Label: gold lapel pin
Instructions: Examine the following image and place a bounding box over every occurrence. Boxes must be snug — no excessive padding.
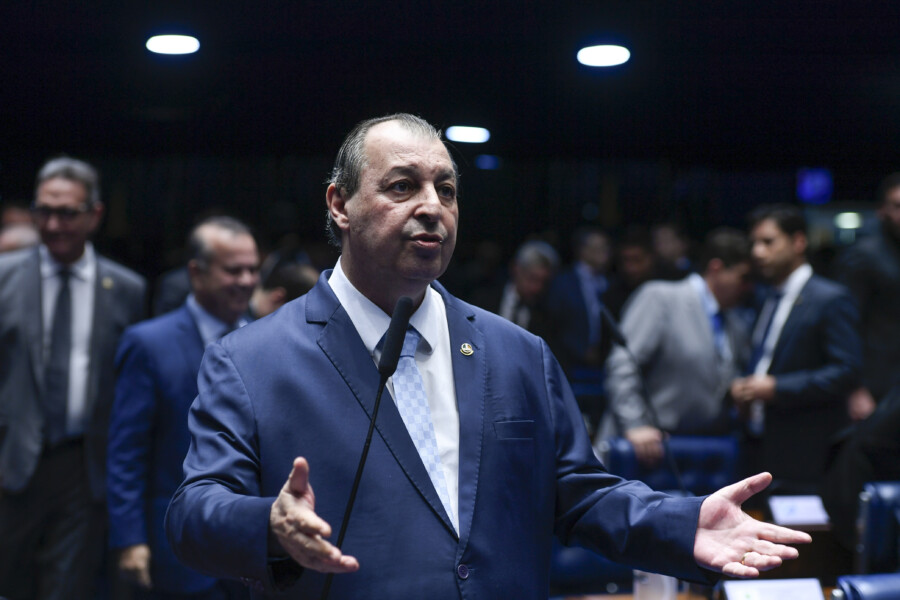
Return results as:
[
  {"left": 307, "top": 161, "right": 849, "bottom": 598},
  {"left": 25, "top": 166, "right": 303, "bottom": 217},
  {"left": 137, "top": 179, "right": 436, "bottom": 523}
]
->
[
  {"left": 102, "top": 276, "right": 114, "bottom": 290},
  {"left": 460, "top": 343, "right": 474, "bottom": 356}
]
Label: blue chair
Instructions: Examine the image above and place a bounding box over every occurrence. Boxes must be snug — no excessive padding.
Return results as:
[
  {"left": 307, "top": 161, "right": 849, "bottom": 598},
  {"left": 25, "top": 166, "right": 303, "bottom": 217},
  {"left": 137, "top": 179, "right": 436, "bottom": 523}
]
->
[
  {"left": 833, "top": 573, "right": 900, "bottom": 599},
  {"left": 856, "top": 481, "right": 900, "bottom": 574},
  {"left": 549, "top": 539, "right": 634, "bottom": 596},
  {"left": 599, "top": 435, "right": 740, "bottom": 496}
]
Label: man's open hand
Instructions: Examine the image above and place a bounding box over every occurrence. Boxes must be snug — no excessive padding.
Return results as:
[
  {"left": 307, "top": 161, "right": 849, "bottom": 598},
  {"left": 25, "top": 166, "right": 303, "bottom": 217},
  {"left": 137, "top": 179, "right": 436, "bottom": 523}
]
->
[{"left": 269, "top": 457, "right": 360, "bottom": 574}]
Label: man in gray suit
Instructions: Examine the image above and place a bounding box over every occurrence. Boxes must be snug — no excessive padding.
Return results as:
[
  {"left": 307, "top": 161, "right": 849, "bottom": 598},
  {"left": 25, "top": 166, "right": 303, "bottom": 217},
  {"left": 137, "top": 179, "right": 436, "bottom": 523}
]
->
[
  {"left": 0, "top": 157, "right": 146, "bottom": 600},
  {"left": 600, "top": 228, "right": 752, "bottom": 465}
]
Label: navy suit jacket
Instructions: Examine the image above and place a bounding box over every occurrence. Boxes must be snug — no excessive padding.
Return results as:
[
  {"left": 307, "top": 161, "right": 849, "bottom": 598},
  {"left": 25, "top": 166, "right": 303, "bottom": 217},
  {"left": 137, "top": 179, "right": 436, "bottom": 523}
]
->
[
  {"left": 166, "top": 273, "right": 712, "bottom": 599},
  {"left": 107, "top": 304, "right": 217, "bottom": 593},
  {"left": 763, "top": 274, "right": 862, "bottom": 485}
]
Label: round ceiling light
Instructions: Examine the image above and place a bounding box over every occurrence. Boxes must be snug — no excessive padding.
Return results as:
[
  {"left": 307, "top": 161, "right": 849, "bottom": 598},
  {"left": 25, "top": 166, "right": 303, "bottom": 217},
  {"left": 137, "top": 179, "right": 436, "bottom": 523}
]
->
[
  {"left": 577, "top": 44, "right": 631, "bottom": 67},
  {"left": 445, "top": 126, "right": 491, "bottom": 143},
  {"left": 146, "top": 35, "right": 200, "bottom": 55}
]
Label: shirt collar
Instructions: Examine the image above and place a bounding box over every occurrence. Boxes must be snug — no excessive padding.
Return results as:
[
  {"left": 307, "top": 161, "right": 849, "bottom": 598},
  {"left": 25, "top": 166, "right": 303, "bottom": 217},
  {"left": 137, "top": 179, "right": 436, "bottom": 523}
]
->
[
  {"left": 186, "top": 294, "right": 243, "bottom": 346},
  {"left": 39, "top": 242, "right": 95, "bottom": 281},
  {"left": 328, "top": 258, "right": 439, "bottom": 357},
  {"left": 689, "top": 272, "right": 721, "bottom": 316},
  {"left": 777, "top": 263, "right": 813, "bottom": 297}
]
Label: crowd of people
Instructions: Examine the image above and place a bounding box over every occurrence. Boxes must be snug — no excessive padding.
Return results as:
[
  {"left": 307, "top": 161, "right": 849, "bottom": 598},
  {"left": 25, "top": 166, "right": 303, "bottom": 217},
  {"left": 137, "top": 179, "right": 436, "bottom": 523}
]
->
[{"left": 0, "top": 115, "right": 895, "bottom": 599}]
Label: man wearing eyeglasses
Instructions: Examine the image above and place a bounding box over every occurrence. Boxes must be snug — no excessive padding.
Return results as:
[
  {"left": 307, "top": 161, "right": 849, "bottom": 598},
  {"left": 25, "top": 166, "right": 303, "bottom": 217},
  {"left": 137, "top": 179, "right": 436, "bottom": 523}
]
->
[{"left": 0, "top": 157, "right": 146, "bottom": 600}]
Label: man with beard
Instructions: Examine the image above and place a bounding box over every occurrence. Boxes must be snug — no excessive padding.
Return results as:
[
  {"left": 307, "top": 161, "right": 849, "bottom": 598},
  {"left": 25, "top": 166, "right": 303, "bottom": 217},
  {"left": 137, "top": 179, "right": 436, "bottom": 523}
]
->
[
  {"left": 834, "top": 174, "right": 900, "bottom": 419},
  {"left": 731, "top": 204, "right": 861, "bottom": 495}
]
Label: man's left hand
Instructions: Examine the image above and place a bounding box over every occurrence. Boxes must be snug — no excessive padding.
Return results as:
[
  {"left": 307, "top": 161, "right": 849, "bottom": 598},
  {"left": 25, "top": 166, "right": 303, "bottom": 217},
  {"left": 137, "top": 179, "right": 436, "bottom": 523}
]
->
[{"left": 694, "top": 472, "right": 811, "bottom": 578}]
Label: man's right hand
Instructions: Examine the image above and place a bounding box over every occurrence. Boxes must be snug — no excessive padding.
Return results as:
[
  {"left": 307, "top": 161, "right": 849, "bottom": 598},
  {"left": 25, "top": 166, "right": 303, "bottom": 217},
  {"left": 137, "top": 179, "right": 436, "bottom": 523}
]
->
[
  {"left": 625, "top": 425, "right": 665, "bottom": 466},
  {"left": 269, "top": 457, "right": 360, "bottom": 574},
  {"left": 118, "top": 543, "right": 152, "bottom": 589}
]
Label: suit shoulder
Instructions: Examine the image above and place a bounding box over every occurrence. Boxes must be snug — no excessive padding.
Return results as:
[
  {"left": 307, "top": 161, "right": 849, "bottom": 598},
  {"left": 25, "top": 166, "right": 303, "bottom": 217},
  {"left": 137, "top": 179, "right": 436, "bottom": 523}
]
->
[
  {"left": 806, "top": 274, "right": 852, "bottom": 301},
  {"left": 448, "top": 294, "right": 544, "bottom": 345},
  {"left": 123, "top": 307, "right": 188, "bottom": 342},
  {"left": 0, "top": 247, "right": 34, "bottom": 273},
  {"left": 97, "top": 255, "right": 147, "bottom": 290}
]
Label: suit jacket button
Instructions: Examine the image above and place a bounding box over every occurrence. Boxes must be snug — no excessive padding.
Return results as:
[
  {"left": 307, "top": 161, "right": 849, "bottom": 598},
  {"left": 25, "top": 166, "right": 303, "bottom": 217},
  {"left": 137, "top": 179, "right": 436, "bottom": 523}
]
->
[{"left": 457, "top": 564, "right": 470, "bottom": 579}]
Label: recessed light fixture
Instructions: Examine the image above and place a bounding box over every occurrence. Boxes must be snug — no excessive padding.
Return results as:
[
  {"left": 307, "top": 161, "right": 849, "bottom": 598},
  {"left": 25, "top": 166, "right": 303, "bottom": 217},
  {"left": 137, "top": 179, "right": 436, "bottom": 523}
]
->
[
  {"left": 146, "top": 35, "right": 200, "bottom": 55},
  {"left": 577, "top": 44, "right": 630, "bottom": 67},
  {"left": 445, "top": 126, "right": 490, "bottom": 144},
  {"left": 834, "top": 212, "right": 863, "bottom": 230}
]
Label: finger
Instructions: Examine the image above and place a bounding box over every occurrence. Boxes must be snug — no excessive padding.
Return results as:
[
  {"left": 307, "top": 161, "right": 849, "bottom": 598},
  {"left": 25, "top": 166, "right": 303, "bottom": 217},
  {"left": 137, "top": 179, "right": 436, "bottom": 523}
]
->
[
  {"left": 756, "top": 523, "right": 812, "bottom": 545},
  {"left": 287, "top": 457, "right": 311, "bottom": 496},
  {"left": 739, "top": 551, "right": 784, "bottom": 572},
  {"left": 721, "top": 472, "right": 773, "bottom": 505},
  {"left": 304, "top": 552, "right": 361, "bottom": 574},
  {"left": 751, "top": 539, "right": 799, "bottom": 560},
  {"left": 721, "top": 561, "right": 759, "bottom": 579}
]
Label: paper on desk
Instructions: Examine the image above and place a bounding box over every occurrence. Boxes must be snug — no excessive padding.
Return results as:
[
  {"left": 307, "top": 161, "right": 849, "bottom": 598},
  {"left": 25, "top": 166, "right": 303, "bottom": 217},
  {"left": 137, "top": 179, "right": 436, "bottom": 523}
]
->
[
  {"left": 722, "top": 578, "right": 825, "bottom": 600},
  {"left": 767, "top": 495, "right": 830, "bottom": 526}
]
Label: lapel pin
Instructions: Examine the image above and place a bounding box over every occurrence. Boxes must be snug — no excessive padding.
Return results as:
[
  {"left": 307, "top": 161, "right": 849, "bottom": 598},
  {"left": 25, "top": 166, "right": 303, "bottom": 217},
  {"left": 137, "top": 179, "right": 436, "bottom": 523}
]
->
[
  {"left": 460, "top": 343, "right": 474, "bottom": 356},
  {"left": 102, "top": 276, "right": 114, "bottom": 290}
]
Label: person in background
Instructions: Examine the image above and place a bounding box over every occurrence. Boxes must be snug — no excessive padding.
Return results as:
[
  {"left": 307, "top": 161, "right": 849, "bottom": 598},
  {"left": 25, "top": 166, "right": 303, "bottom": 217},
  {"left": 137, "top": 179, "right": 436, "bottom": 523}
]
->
[
  {"left": 600, "top": 228, "right": 753, "bottom": 465},
  {"left": 0, "top": 157, "right": 146, "bottom": 600},
  {"left": 107, "top": 216, "right": 259, "bottom": 599},
  {"left": 250, "top": 251, "right": 319, "bottom": 319},
  {"left": 834, "top": 173, "right": 900, "bottom": 419},
  {"left": 469, "top": 239, "right": 558, "bottom": 340},
  {"left": 165, "top": 113, "right": 810, "bottom": 598},
  {"left": 731, "top": 204, "right": 861, "bottom": 495},
  {"left": 0, "top": 222, "right": 40, "bottom": 252},
  {"left": 652, "top": 221, "right": 694, "bottom": 277}
]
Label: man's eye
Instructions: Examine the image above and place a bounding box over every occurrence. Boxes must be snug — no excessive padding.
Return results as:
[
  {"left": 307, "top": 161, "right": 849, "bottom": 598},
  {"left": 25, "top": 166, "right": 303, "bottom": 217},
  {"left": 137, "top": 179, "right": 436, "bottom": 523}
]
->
[
  {"left": 391, "top": 181, "right": 410, "bottom": 193},
  {"left": 439, "top": 185, "right": 456, "bottom": 198}
]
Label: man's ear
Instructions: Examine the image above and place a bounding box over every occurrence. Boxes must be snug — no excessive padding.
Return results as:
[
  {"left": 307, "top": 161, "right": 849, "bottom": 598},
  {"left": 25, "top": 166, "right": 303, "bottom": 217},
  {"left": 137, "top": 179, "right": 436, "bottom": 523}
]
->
[
  {"left": 791, "top": 231, "right": 808, "bottom": 255},
  {"left": 87, "top": 201, "right": 105, "bottom": 234},
  {"left": 326, "top": 184, "right": 350, "bottom": 233}
]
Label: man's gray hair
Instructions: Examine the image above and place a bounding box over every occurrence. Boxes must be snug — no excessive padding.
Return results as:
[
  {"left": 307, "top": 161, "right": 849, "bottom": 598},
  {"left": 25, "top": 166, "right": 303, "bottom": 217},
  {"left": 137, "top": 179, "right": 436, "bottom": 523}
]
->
[
  {"left": 325, "top": 113, "right": 458, "bottom": 247},
  {"left": 514, "top": 240, "right": 560, "bottom": 272},
  {"left": 36, "top": 157, "right": 100, "bottom": 207}
]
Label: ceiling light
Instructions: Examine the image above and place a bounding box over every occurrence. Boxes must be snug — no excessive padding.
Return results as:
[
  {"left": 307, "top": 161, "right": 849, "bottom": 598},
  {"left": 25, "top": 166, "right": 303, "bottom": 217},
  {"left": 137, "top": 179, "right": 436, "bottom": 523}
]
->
[
  {"left": 445, "top": 126, "right": 490, "bottom": 144},
  {"left": 577, "top": 45, "right": 631, "bottom": 67},
  {"left": 146, "top": 35, "right": 200, "bottom": 55},
  {"left": 834, "top": 212, "right": 862, "bottom": 230},
  {"left": 475, "top": 155, "right": 501, "bottom": 170}
]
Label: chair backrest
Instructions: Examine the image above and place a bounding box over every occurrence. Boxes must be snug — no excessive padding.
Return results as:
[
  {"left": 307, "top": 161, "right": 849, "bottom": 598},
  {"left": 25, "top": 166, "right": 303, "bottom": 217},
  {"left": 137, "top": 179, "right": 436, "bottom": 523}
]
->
[
  {"left": 834, "top": 573, "right": 900, "bottom": 600},
  {"left": 856, "top": 481, "right": 900, "bottom": 574},
  {"left": 600, "top": 435, "right": 739, "bottom": 496}
]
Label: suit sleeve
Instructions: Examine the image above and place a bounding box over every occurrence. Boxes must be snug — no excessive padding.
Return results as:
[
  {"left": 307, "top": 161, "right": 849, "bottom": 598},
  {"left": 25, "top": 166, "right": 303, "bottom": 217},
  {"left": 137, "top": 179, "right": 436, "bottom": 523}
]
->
[
  {"left": 774, "top": 290, "right": 862, "bottom": 407},
  {"left": 107, "top": 329, "right": 157, "bottom": 549},
  {"left": 546, "top": 340, "right": 716, "bottom": 583},
  {"left": 165, "top": 341, "right": 281, "bottom": 590},
  {"left": 604, "top": 285, "right": 665, "bottom": 432}
]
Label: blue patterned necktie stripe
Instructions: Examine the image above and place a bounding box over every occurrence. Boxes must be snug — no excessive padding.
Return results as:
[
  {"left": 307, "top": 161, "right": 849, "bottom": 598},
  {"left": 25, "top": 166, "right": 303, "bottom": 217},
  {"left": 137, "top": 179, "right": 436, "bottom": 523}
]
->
[{"left": 392, "top": 327, "right": 455, "bottom": 527}]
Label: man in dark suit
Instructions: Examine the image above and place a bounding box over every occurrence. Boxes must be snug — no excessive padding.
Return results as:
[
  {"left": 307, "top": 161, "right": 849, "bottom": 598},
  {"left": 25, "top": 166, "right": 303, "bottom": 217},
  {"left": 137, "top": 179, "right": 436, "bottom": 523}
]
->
[
  {"left": 468, "top": 239, "right": 558, "bottom": 340},
  {"left": 165, "top": 114, "right": 809, "bottom": 598},
  {"left": 731, "top": 204, "right": 862, "bottom": 495},
  {"left": 834, "top": 173, "right": 900, "bottom": 419},
  {"left": 107, "top": 217, "right": 259, "bottom": 598},
  {"left": 0, "top": 157, "right": 146, "bottom": 600}
]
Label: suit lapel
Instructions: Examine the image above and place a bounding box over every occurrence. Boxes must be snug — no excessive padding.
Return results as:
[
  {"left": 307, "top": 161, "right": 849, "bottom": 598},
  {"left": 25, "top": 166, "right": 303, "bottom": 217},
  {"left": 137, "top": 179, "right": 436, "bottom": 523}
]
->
[
  {"left": 23, "top": 250, "right": 44, "bottom": 393},
  {"left": 85, "top": 258, "right": 113, "bottom": 419},
  {"left": 309, "top": 278, "right": 458, "bottom": 537},
  {"left": 440, "top": 286, "right": 486, "bottom": 554},
  {"left": 769, "top": 280, "right": 811, "bottom": 370}
]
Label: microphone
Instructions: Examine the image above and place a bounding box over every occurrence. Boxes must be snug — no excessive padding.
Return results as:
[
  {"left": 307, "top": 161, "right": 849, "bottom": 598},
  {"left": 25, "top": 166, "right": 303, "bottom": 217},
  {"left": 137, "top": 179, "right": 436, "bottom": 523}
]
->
[
  {"left": 600, "top": 305, "right": 687, "bottom": 496},
  {"left": 321, "top": 296, "right": 414, "bottom": 600}
]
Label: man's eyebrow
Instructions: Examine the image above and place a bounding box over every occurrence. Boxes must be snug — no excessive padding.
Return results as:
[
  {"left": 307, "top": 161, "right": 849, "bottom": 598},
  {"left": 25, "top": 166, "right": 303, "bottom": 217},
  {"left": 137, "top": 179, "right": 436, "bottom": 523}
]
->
[{"left": 380, "top": 165, "right": 458, "bottom": 185}]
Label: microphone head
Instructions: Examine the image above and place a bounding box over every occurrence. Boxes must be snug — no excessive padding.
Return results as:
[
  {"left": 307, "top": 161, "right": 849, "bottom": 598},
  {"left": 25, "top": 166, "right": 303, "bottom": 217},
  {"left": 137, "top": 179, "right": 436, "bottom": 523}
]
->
[{"left": 377, "top": 296, "right": 414, "bottom": 378}]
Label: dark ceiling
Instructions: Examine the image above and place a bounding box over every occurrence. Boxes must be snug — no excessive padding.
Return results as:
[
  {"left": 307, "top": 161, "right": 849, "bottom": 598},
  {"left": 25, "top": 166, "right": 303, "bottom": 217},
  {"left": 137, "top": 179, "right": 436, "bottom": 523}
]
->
[{"left": 4, "top": 1, "right": 900, "bottom": 200}]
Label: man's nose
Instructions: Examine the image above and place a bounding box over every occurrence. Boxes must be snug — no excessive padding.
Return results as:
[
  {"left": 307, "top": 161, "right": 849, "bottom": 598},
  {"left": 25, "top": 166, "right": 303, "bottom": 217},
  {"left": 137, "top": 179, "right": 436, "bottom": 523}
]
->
[{"left": 415, "top": 185, "right": 443, "bottom": 220}]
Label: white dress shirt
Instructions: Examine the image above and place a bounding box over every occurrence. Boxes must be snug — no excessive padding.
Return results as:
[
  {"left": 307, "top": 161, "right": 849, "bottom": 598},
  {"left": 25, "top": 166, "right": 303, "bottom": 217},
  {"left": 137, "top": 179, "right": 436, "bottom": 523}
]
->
[
  {"left": 753, "top": 263, "right": 813, "bottom": 376},
  {"left": 40, "top": 243, "right": 96, "bottom": 437},
  {"left": 328, "top": 259, "right": 460, "bottom": 531}
]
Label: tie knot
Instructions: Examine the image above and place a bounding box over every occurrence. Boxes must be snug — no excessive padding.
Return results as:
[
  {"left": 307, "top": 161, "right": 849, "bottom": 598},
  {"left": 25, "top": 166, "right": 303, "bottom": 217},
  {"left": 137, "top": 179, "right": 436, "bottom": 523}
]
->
[
  {"left": 58, "top": 268, "right": 71, "bottom": 281},
  {"left": 400, "top": 327, "right": 420, "bottom": 358}
]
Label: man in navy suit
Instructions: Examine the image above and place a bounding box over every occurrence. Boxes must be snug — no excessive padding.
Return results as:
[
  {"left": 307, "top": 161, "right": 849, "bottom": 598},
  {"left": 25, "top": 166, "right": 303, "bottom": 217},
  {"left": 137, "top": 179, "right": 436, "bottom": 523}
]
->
[
  {"left": 731, "top": 204, "right": 862, "bottom": 494},
  {"left": 107, "top": 216, "right": 259, "bottom": 598},
  {"left": 166, "top": 114, "right": 810, "bottom": 598}
]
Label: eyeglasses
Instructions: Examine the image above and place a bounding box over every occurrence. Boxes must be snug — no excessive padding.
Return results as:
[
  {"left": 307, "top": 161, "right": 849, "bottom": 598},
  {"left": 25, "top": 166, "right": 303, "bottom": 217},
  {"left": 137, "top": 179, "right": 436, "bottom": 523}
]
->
[{"left": 30, "top": 204, "right": 91, "bottom": 223}]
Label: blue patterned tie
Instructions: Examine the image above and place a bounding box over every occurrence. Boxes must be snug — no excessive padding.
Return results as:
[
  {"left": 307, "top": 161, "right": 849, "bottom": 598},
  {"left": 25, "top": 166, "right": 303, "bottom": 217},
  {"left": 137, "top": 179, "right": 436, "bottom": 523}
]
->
[{"left": 392, "top": 327, "right": 455, "bottom": 526}]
